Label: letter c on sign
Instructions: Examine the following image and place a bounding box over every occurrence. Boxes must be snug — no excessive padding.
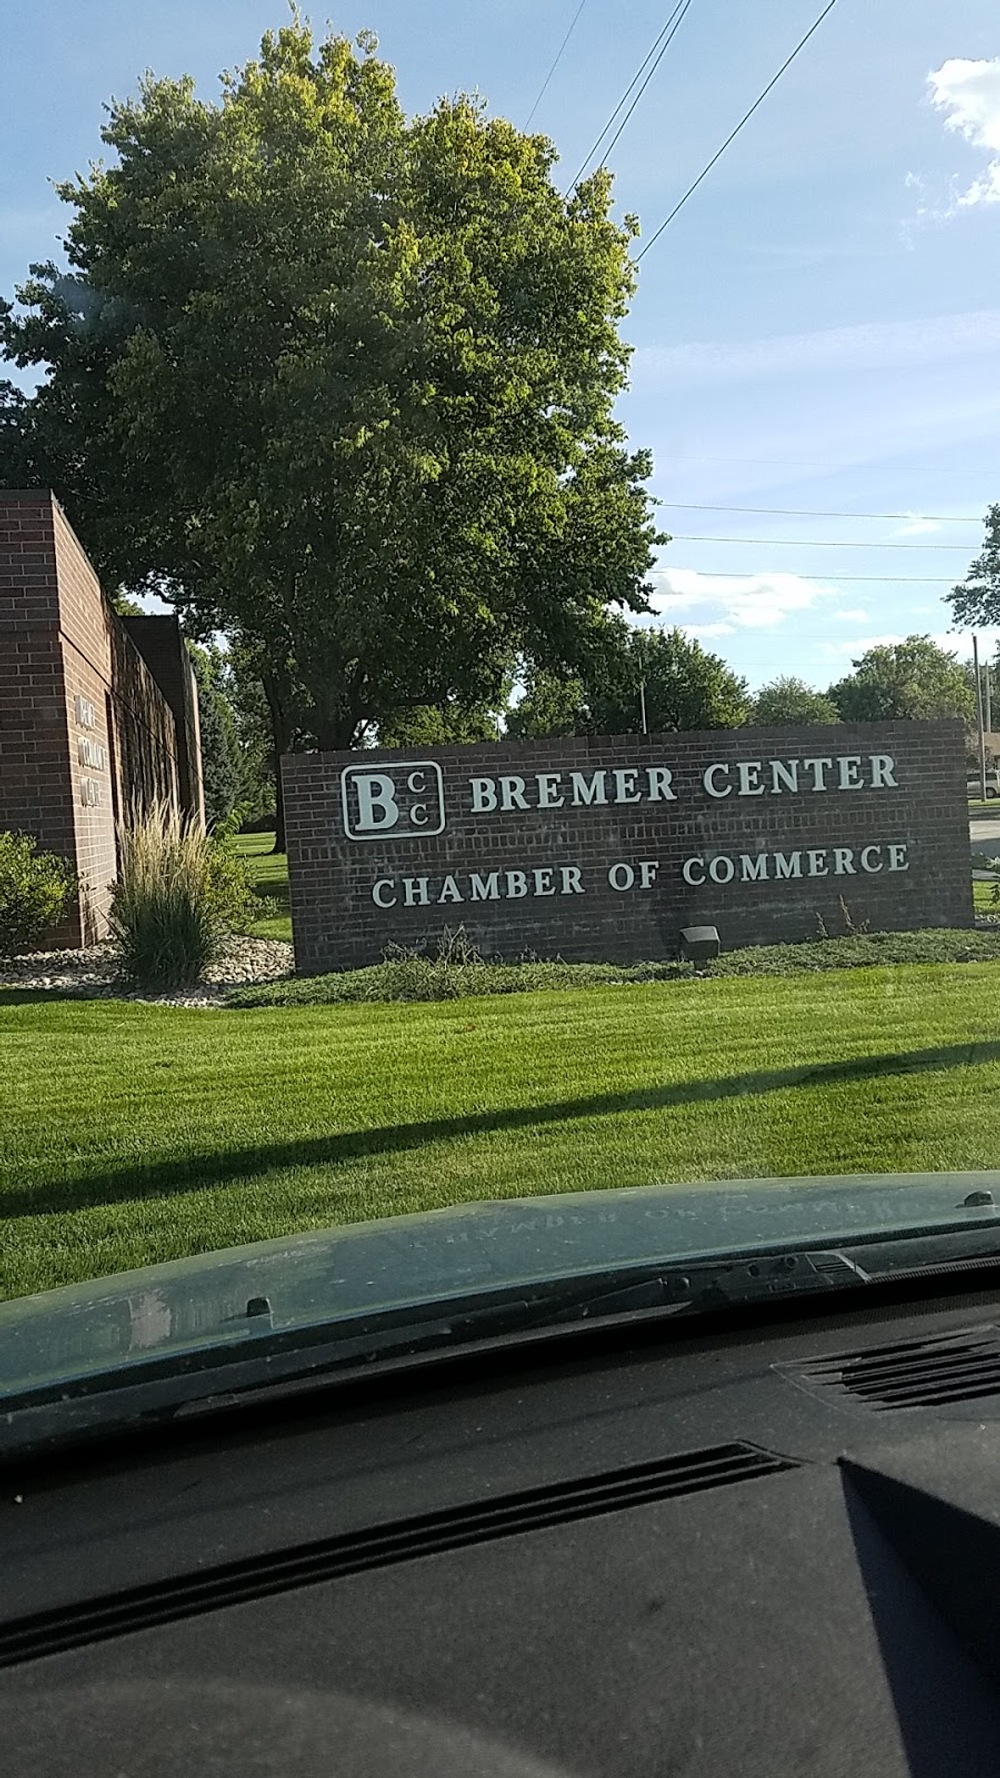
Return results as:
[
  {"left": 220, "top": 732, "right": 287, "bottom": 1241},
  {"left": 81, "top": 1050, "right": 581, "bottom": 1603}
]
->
[
  {"left": 703, "top": 763, "right": 732, "bottom": 799},
  {"left": 682, "top": 858, "right": 706, "bottom": 886},
  {"left": 372, "top": 879, "right": 397, "bottom": 907},
  {"left": 860, "top": 846, "right": 883, "bottom": 873},
  {"left": 407, "top": 769, "right": 430, "bottom": 827}
]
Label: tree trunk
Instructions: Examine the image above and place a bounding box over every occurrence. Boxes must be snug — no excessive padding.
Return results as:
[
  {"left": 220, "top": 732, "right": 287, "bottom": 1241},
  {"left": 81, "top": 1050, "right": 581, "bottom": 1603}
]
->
[
  {"left": 315, "top": 716, "right": 360, "bottom": 751},
  {"left": 272, "top": 759, "right": 286, "bottom": 856}
]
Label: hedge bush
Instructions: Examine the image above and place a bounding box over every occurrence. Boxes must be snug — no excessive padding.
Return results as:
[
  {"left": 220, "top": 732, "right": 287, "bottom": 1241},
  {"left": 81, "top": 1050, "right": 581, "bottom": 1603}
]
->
[
  {"left": 0, "top": 833, "right": 76, "bottom": 958},
  {"left": 228, "top": 926, "right": 1000, "bottom": 1008}
]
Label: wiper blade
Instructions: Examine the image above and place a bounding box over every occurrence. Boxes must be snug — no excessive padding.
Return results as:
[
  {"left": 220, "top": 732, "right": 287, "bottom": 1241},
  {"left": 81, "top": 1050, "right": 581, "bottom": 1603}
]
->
[{"left": 451, "top": 1248, "right": 871, "bottom": 1333}]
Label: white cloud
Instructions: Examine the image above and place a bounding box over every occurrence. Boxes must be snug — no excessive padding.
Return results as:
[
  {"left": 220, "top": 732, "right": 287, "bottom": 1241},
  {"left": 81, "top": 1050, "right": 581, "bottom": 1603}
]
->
[
  {"left": 685, "top": 622, "right": 736, "bottom": 639},
  {"left": 937, "top": 627, "right": 1000, "bottom": 661},
  {"left": 927, "top": 58, "right": 1000, "bottom": 210},
  {"left": 831, "top": 608, "right": 869, "bottom": 623},
  {"left": 647, "top": 568, "right": 827, "bottom": 630},
  {"left": 821, "top": 632, "right": 913, "bottom": 659},
  {"left": 632, "top": 309, "right": 1000, "bottom": 385},
  {"left": 892, "top": 515, "right": 942, "bottom": 537},
  {"left": 821, "top": 627, "right": 1000, "bottom": 661}
]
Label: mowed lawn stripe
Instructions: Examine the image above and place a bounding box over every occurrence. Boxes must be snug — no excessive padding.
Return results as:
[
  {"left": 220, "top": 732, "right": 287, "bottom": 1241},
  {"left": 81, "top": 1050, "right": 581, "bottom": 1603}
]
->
[{"left": 4, "top": 965, "right": 1000, "bottom": 1298}]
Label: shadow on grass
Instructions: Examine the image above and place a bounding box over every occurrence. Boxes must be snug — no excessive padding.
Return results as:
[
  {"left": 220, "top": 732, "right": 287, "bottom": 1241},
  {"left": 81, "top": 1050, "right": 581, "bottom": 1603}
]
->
[{"left": 6, "top": 1041, "right": 1000, "bottom": 1220}]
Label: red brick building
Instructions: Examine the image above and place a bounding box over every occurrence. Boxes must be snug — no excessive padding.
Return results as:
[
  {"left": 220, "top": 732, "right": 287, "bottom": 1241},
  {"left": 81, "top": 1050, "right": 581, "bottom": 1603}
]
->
[{"left": 0, "top": 490, "right": 203, "bottom": 947}]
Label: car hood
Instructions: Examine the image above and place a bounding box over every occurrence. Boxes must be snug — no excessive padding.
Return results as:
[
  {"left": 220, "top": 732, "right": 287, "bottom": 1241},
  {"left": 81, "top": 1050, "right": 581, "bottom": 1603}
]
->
[{"left": 3, "top": 1171, "right": 1000, "bottom": 1399}]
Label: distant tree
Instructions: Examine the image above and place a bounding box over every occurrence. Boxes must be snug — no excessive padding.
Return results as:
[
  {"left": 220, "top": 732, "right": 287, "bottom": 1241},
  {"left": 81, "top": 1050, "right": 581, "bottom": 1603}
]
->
[
  {"left": 378, "top": 697, "right": 506, "bottom": 749},
  {"left": 828, "top": 636, "right": 974, "bottom": 724},
  {"left": 220, "top": 634, "right": 314, "bottom": 850},
  {"left": 505, "top": 670, "right": 588, "bottom": 739},
  {"left": 109, "top": 591, "right": 145, "bottom": 618},
  {"left": 186, "top": 642, "right": 242, "bottom": 829},
  {"left": 508, "top": 623, "right": 749, "bottom": 737},
  {"left": 948, "top": 504, "right": 1000, "bottom": 628},
  {"left": 752, "top": 676, "right": 840, "bottom": 726}
]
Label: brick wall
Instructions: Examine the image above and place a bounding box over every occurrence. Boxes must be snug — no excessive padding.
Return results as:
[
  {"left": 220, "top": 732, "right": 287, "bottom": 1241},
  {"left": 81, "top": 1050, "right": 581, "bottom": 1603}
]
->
[
  {"left": 282, "top": 722, "right": 973, "bottom": 973},
  {"left": 0, "top": 493, "right": 78, "bottom": 938},
  {"left": 0, "top": 490, "right": 194, "bottom": 947},
  {"left": 121, "top": 615, "right": 206, "bottom": 826}
]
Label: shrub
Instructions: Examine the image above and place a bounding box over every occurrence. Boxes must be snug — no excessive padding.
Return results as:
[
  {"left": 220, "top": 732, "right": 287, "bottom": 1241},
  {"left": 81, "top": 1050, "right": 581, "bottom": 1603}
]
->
[
  {"left": 0, "top": 832, "right": 76, "bottom": 958},
  {"left": 709, "top": 929, "right": 1000, "bottom": 975},
  {"left": 230, "top": 927, "right": 695, "bottom": 1006},
  {"left": 227, "top": 926, "right": 1000, "bottom": 1007},
  {"left": 109, "top": 802, "right": 255, "bottom": 988}
]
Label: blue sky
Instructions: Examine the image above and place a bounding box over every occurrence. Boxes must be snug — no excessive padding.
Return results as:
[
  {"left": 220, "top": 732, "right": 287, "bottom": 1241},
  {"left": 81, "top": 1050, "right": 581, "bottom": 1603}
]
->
[{"left": 3, "top": 0, "right": 1000, "bottom": 690}]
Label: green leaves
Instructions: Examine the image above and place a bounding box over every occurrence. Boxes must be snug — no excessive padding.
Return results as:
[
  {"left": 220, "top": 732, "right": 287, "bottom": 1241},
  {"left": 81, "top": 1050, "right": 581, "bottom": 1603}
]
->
[
  {"left": 1, "top": 17, "right": 658, "bottom": 749},
  {"left": 509, "top": 622, "right": 750, "bottom": 738},
  {"left": 828, "top": 636, "right": 974, "bottom": 724},
  {"left": 752, "top": 677, "right": 840, "bottom": 726},
  {"left": 949, "top": 504, "right": 1000, "bottom": 631}
]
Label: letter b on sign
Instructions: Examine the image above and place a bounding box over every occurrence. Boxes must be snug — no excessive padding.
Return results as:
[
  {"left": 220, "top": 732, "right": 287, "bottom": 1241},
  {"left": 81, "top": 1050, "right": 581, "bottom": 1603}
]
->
[{"left": 342, "top": 761, "right": 446, "bottom": 840}]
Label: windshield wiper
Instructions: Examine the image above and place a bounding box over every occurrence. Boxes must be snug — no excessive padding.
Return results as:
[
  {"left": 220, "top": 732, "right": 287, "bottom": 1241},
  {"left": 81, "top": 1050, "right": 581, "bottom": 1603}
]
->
[
  {"left": 5, "top": 1229, "right": 1000, "bottom": 1464},
  {"left": 0, "top": 1248, "right": 871, "bottom": 1462}
]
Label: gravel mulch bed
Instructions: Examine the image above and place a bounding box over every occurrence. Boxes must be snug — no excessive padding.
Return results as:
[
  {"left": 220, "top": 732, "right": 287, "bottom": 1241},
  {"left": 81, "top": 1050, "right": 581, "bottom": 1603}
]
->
[{"left": 0, "top": 936, "right": 295, "bottom": 1007}]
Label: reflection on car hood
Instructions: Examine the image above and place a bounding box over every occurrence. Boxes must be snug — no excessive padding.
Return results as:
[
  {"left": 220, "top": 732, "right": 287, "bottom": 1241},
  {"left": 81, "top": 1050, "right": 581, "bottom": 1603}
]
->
[{"left": 2, "top": 1172, "right": 999, "bottom": 1397}]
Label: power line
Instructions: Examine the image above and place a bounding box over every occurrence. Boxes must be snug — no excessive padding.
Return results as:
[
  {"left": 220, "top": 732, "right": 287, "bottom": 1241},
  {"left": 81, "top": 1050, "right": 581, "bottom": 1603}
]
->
[
  {"left": 670, "top": 535, "right": 968, "bottom": 550},
  {"left": 661, "top": 570, "right": 959, "bottom": 583},
  {"left": 661, "top": 503, "right": 982, "bottom": 523},
  {"left": 525, "top": 0, "right": 589, "bottom": 128},
  {"left": 664, "top": 455, "right": 997, "bottom": 473},
  {"left": 565, "top": 0, "right": 693, "bottom": 193},
  {"left": 580, "top": 0, "right": 694, "bottom": 181},
  {"left": 635, "top": 0, "right": 840, "bottom": 262}
]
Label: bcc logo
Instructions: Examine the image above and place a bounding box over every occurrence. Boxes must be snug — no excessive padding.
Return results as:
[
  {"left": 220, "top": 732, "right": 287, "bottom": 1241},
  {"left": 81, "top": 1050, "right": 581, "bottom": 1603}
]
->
[{"left": 341, "top": 761, "right": 446, "bottom": 841}]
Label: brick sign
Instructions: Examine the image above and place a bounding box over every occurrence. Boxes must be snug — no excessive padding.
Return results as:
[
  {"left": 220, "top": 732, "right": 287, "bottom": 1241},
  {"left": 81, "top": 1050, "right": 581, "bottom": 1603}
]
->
[{"left": 281, "top": 721, "right": 972, "bottom": 973}]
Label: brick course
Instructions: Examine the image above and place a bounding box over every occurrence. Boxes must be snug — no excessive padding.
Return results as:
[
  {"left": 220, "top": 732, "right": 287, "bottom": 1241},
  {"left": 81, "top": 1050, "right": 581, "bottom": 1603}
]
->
[{"left": 282, "top": 723, "right": 973, "bottom": 972}]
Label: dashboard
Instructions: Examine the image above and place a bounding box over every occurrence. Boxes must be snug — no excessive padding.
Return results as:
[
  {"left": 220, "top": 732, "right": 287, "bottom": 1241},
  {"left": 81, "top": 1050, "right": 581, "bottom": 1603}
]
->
[{"left": 4, "top": 1288, "right": 1000, "bottom": 1774}]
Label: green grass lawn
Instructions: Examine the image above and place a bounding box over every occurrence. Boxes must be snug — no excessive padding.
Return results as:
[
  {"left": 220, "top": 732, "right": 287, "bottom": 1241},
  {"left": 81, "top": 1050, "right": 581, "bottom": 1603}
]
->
[
  {"left": 6, "top": 964, "right": 1000, "bottom": 1300},
  {"left": 235, "top": 831, "right": 292, "bottom": 940}
]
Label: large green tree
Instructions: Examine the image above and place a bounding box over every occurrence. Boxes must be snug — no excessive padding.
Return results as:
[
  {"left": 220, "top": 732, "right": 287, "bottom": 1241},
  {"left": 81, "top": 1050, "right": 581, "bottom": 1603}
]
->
[
  {"left": 828, "top": 636, "right": 974, "bottom": 724},
  {"left": 1, "top": 20, "right": 660, "bottom": 750},
  {"left": 752, "top": 676, "right": 839, "bottom": 726},
  {"left": 508, "top": 622, "right": 749, "bottom": 737}
]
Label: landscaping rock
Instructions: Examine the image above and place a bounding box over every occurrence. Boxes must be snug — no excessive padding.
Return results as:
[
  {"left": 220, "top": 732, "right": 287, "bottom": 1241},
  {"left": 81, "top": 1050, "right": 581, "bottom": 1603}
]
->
[{"left": 0, "top": 936, "right": 295, "bottom": 1007}]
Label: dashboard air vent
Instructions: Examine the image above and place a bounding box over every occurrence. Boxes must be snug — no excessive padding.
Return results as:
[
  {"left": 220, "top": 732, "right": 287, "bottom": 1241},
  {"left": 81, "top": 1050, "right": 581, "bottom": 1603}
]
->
[
  {"left": 788, "top": 1325, "right": 1000, "bottom": 1410},
  {"left": 0, "top": 1440, "right": 795, "bottom": 1669}
]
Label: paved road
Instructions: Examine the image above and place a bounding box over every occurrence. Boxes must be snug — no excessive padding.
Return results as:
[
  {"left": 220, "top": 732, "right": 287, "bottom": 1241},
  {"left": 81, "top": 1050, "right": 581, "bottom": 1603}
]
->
[{"left": 971, "top": 818, "right": 1000, "bottom": 847}]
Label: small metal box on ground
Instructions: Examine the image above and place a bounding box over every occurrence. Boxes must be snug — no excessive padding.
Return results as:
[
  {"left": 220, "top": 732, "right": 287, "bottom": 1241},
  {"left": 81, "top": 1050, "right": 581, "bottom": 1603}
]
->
[{"left": 679, "top": 926, "right": 721, "bottom": 962}]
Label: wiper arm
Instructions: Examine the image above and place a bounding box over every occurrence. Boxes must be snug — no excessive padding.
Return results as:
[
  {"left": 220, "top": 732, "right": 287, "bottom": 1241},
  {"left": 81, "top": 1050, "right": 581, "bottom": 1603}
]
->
[{"left": 446, "top": 1248, "right": 872, "bottom": 1336}]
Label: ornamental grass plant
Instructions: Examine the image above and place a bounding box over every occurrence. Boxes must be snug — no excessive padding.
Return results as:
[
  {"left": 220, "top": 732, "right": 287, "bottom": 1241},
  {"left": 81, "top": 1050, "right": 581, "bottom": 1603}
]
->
[{"left": 109, "top": 801, "right": 254, "bottom": 988}]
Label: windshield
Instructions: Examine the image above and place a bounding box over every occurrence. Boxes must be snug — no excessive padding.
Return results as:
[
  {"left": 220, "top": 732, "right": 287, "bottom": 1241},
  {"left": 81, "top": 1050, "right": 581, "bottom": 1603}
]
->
[{"left": 3, "top": 0, "right": 1000, "bottom": 1418}]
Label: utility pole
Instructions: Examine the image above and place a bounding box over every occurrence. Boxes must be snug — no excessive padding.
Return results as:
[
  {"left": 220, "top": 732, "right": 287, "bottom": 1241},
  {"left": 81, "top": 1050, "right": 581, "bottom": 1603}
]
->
[
  {"left": 636, "top": 631, "right": 648, "bottom": 735},
  {"left": 986, "top": 654, "right": 993, "bottom": 738},
  {"left": 973, "top": 633, "right": 987, "bottom": 801}
]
